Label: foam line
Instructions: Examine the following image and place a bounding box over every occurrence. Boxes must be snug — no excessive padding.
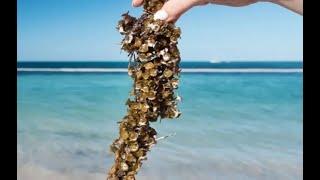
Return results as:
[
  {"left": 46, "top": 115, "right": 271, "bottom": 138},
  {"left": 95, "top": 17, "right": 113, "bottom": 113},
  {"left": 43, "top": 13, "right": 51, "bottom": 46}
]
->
[{"left": 17, "top": 68, "right": 303, "bottom": 73}]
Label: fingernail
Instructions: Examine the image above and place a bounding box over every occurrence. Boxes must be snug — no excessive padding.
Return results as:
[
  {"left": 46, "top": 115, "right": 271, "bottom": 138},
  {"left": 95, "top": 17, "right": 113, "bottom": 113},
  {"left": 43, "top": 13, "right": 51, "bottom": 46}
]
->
[
  {"left": 132, "top": 1, "right": 139, "bottom": 7},
  {"left": 153, "top": 10, "right": 169, "bottom": 20}
]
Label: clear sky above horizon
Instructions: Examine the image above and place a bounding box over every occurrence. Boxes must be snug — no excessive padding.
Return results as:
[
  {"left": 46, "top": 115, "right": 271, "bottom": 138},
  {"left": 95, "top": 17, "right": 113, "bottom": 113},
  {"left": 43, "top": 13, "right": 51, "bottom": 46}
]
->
[{"left": 17, "top": 0, "right": 303, "bottom": 61}]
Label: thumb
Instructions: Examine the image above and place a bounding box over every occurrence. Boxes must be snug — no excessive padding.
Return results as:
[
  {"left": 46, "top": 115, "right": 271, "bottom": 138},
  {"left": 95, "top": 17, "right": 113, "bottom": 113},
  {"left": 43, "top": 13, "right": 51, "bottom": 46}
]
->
[{"left": 154, "top": 0, "right": 199, "bottom": 22}]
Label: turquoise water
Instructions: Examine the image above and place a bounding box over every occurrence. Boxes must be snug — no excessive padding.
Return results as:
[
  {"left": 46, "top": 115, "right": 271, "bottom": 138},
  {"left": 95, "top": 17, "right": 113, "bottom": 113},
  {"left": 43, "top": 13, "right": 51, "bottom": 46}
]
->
[
  {"left": 17, "top": 73, "right": 302, "bottom": 180},
  {"left": 17, "top": 61, "right": 302, "bottom": 69}
]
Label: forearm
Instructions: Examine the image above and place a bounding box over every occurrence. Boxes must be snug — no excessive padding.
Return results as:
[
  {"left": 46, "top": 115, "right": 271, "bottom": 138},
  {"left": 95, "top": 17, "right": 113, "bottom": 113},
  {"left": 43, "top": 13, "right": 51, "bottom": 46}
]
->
[{"left": 271, "top": 0, "right": 303, "bottom": 15}]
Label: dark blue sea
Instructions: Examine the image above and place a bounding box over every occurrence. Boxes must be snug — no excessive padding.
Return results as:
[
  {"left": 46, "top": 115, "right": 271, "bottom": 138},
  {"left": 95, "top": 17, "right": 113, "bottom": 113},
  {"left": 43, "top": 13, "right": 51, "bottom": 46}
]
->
[{"left": 17, "top": 61, "right": 302, "bottom": 69}]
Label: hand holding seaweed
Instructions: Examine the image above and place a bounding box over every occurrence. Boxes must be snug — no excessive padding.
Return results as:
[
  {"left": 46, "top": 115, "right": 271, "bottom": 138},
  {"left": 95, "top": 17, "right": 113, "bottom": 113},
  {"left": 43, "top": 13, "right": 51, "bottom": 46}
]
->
[
  {"left": 107, "top": 0, "right": 182, "bottom": 179},
  {"left": 132, "top": 0, "right": 303, "bottom": 22}
]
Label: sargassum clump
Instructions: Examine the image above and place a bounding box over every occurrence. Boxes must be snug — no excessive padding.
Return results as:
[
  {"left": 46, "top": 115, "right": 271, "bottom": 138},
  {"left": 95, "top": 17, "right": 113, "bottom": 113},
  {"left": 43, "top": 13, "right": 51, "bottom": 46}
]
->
[{"left": 107, "top": 1, "right": 182, "bottom": 179}]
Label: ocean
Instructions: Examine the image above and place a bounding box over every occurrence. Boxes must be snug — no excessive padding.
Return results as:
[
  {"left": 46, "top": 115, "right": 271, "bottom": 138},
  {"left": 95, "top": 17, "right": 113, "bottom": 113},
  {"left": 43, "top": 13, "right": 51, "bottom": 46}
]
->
[
  {"left": 17, "top": 61, "right": 303, "bottom": 180},
  {"left": 17, "top": 61, "right": 302, "bottom": 73}
]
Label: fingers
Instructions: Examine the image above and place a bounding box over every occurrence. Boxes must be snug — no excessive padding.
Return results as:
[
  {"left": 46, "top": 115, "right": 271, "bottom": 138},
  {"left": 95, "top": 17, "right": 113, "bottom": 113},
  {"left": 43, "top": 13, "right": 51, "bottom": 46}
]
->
[
  {"left": 155, "top": 0, "right": 199, "bottom": 22},
  {"left": 132, "top": 0, "right": 143, "bottom": 7},
  {"left": 132, "top": 0, "right": 201, "bottom": 22}
]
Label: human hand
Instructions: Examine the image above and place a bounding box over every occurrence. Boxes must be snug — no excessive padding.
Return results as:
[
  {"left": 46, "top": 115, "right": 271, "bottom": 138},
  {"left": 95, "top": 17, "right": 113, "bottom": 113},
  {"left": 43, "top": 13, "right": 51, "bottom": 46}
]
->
[
  {"left": 132, "top": 0, "right": 302, "bottom": 22},
  {"left": 132, "top": 0, "right": 260, "bottom": 22}
]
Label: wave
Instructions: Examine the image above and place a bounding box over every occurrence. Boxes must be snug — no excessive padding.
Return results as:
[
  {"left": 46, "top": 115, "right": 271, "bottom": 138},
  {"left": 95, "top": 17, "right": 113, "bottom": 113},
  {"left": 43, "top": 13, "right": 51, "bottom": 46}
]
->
[{"left": 17, "top": 68, "right": 303, "bottom": 73}]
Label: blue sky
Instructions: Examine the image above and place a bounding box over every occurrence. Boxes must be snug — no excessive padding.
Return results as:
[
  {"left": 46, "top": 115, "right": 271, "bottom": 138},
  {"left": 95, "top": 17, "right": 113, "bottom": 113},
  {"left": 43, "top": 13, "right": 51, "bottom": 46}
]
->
[{"left": 17, "top": 0, "right": 303, "bottom": 61}]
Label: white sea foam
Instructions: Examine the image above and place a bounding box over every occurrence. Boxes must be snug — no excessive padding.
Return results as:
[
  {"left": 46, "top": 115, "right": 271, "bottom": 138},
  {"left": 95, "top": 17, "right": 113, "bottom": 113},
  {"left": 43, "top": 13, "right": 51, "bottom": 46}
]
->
[
  {"left": 209, "top": 60, "right": 221, "bottom": 63},
  {"left": 17, "top": 68, "right": 303, "bottom": 73}
]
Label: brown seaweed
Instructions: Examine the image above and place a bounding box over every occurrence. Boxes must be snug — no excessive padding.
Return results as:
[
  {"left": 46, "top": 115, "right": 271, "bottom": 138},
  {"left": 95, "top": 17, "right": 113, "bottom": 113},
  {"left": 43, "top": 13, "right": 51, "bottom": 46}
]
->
[{"left": 107, "top": 1, "right": 181, "bottom": 179}]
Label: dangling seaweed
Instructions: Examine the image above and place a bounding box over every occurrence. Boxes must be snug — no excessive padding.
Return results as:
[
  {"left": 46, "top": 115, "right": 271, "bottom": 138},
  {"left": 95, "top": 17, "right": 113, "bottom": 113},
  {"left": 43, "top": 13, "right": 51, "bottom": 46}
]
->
[{"left": 107, "top": 1, "right": 181, "bottom": 179}]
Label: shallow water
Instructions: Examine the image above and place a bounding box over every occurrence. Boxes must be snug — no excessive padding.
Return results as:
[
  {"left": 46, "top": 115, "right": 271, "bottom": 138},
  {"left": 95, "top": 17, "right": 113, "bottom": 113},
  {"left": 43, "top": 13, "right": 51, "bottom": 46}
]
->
[{"left": 17, "top": 73, "right": 302, "bottom": 180}]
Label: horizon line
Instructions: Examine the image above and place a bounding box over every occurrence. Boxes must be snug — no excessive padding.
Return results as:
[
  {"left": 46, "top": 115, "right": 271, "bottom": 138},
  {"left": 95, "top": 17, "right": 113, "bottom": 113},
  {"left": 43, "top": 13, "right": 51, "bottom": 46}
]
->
[
  {"left": 17, "top": 59, "right": 303, "bottom": 62},
  {"left": 17, "top": 68, "right": 303, "bottom": 73}
]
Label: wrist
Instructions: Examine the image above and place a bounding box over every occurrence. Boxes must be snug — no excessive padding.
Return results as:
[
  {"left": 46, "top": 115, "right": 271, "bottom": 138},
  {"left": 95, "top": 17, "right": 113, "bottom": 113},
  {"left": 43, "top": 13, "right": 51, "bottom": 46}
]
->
[{"left": 268, "top": 0, "right": 303, "bottom": 15}]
